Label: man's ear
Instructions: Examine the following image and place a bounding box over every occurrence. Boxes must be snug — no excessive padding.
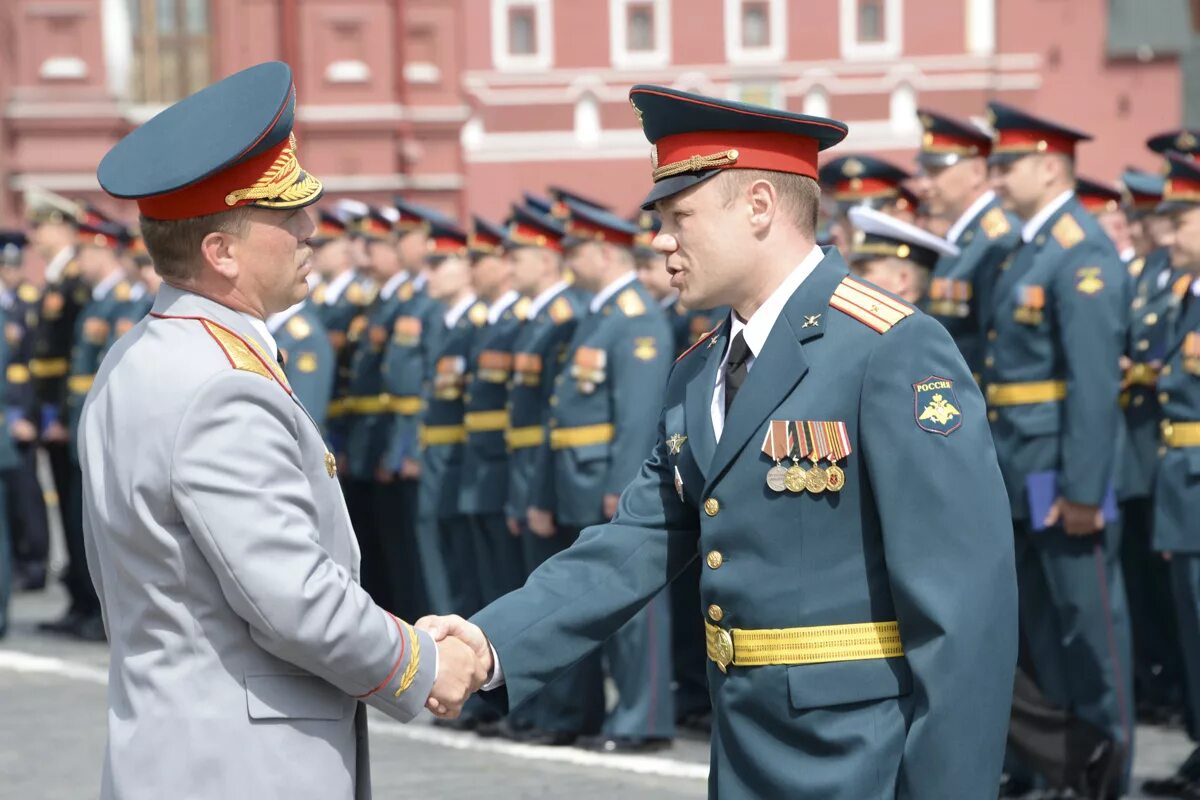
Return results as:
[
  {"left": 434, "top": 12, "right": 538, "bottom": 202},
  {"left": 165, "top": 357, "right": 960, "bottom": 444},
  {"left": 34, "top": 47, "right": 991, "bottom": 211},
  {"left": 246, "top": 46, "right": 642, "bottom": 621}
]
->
[
  {"left": 200, "top": 230, "right": 239, "bottom": 281},
  {"left": 747, "top": 178, "right": 778, "bottom": 234}
]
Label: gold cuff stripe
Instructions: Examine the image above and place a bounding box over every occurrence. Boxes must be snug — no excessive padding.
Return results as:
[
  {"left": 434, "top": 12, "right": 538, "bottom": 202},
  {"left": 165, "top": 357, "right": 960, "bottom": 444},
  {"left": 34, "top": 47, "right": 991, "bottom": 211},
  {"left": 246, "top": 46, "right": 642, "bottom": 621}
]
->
[
  {"left": 506, "top": 425, "right": 545, "bottom": 450},
  {"left": 67, "top": 375, "right": 94, "bottom": 394},
  {"left": 550, "top": 423, "right": 614, "bottom": 449},
  {"left": 705, "top": 620, "right": 903, "bottom": 670},
  {"left": 395, "top": 622, "right": 422, "bottom": 697},
  {"left": 420, "top": 424, "right": 467, "bottom": 446},
  {"left": 652, "top": 149, "right": 740, "bottom": 181},
  {"left": 464, "top": 410, "right": 510, "bottom": 432},
  {"left": 986, "top": 380, "right": 1067, "bottom": 407},
  {"left": 1163, "top": 421, "right": 1200, "bottom": 448},
  {"left": 29, "top": 358, "right": 69, "bottom": 378}
]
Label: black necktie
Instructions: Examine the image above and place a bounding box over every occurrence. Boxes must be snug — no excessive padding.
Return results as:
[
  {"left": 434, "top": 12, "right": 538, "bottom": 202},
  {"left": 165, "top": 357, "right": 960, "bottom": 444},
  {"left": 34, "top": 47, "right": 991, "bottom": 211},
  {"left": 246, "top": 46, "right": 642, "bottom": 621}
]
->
[
  {"left": 276, "top": 348, "right": 287, "bottom": 371},
  {"left": 723, "top": 331, "right": 751, "bottom": 416}
]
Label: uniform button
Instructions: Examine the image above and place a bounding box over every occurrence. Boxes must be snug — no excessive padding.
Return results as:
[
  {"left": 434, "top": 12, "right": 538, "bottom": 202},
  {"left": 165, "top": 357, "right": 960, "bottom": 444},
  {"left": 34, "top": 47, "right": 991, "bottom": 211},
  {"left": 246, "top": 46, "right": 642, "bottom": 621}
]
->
[
  {"left": 1137, "top": 339, "right": 1150, "bottom": 352},
  {"left": 987, "top": 329, "right": 997, "bottom": 341},
  {"left": 1133, "top": 395, "right": 1145, "bottom": 407},
  {"left": 1160, "top": 392, "right": 1170, "bottom": 405},
  {"left": 1145, "top": 312, "right": 1159, "bottom": 325},
  {"left": 985, "top": 355, "right": 995, "bottom": 368},
  {"left": 1162, "top": 365, "right": 1173, "bottom": 376},
  {"left": 549, "top": 396, "right": 558, "bottom": 407},
  {"left": 708, "top": 604, "right": 724, "bottom": 622},
  {"left": 988, "top": 410, "right": 999, "bottom": 423},
  {"left": 706, "top": 550, "right": 724, "bottom": 569},
  {"left": 703, "top": 497, "right": 720, "bottom": 516}
]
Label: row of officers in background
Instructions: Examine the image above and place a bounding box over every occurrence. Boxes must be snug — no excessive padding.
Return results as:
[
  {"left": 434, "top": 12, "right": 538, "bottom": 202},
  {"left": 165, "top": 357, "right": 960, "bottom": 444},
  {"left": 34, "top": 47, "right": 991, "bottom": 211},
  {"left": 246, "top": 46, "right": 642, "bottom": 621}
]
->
[{"left": 4, "top": 101, "right": 1200, "bottom": 794}]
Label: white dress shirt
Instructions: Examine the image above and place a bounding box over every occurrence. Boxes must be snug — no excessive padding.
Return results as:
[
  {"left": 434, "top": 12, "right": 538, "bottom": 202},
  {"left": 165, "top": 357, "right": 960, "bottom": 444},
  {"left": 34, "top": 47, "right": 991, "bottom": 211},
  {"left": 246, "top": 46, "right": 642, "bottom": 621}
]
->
[
  {"left": 44, "top": 246, "right": 75, "bottom": 284},
  {"left": 1022, "top": 190, "right": 1075, "bottom": 244},
  {"left": 239, "top": 313, "right": 278, "bottom": 360},
  {"left": 91, "top": 270, "right": 123, "bottom": 302},
  {"left": 379, "top": 271, "right": 409, "bottom": 302},
  {"left": 321, "top": 269, "right": 357, "bottom": 305},
  {"left": 487, "top": 289, "right": 520, "bottom": 324},
  {"left": 444, "top": 294, "right": 477, "bottom": 328},
  {"left": 527, "top": 280, "right": 569, "bottom": 318},
  {"left": 266, "top": 302, "right": 305, "bottom": 335},
  {"left": 946, "top": 190, "right": 998, "bottom": 245},
  {"left": 710, "top": 246, "right": 826, "bottom": 440}
]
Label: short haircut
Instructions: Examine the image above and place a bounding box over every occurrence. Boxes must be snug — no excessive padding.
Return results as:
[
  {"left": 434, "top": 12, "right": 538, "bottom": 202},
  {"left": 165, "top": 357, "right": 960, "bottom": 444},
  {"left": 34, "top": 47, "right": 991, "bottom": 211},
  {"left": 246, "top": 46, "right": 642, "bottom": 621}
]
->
[
  {"left": 718, "top": 169, "right": 821, "bottom": 235},
  {"left": 139, "top": 207, "right": 253, "bottom": 281}
]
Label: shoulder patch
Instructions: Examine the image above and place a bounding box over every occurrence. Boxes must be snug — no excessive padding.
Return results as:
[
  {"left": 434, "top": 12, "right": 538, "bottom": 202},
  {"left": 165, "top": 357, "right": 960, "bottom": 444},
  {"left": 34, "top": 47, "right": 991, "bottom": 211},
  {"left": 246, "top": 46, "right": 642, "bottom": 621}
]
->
[
  {"left": 914, "top": 376, "right": 963, "bottom": 436},
  {"left": 675, "top": 322, "right": 722, "bottom": 363},
  {"left": 1051, "top": 214, "right": 1085, "bottom": 250},
  {"left": 548, "top": 296, "right": 574, "bottom": 324},
  {"left": 18, "top": 284, "right": 39, "bottom": 304},
  {"left": 468, "top": 302, "right": 488, "bottom": 326},
  {"left": 633, "top": 336, "right": 658, "bottom": 361},
  {"left": 286, "top": 315, "right": 312, "bottom": 340},
  {"left": 1075, "top": 267, "right": 1105, "bottom": 296},
  {"left": 829, "top": 276, "right": 915, "bottom": 334},
  {"left": 1128, "top": 257, "right": 1146, "bottom": 279},
  {"left": 194, "top": 318, "right": 292, "bottom": 393},
  {"left": 616, "top": 288, "right": 646, "bottom": 317},
  {"left": 980, "top": 207, "right": 1011, "bottom": 240}
]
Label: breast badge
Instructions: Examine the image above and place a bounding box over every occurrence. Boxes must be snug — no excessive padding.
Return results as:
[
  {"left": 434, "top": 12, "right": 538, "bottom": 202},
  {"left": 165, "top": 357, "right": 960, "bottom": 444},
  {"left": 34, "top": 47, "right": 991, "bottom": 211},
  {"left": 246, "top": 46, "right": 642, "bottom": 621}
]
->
[{"left": 914, "top": 376, "right": 963, "bottom": 436}]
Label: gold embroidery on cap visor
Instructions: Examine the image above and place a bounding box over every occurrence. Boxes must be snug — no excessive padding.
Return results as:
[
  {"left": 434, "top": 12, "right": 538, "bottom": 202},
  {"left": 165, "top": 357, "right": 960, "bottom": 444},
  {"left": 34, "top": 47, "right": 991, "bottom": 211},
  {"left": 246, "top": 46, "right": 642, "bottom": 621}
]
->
[{"left": 224, "top": 133, "right": 324, "bottom": 210}]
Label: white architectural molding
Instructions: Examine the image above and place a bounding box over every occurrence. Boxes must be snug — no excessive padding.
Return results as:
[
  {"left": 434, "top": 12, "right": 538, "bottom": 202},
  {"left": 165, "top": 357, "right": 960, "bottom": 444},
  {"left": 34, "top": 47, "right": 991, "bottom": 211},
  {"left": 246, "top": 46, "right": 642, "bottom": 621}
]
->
[
  {"left": 724, "top": 0, "right": 787, "bottom": 64},
  {"left": 966, "top": 0, "right": 996, "bottom": 56},
  {"left": 840, "top": 0, "right": 903, "bottom": 60},
  {"left": 574, "top": 93, "right": 601, "bottom": 144},
  {"left": 403, "top": 62, "right": 442, "bottom": 84},
  {"left": 464, "top": 128, "right": 649, "bottom": 163},
  {"left": 803, "top": 86, "right": 830, "bottom": 117},
  {"left": 491, "top": 0, "right": 553, "bottom": 72},
  {"left": 609, "top": 0, "right": 671, "bottom": 69},
  {"left": 39, "top": 57, "right": 88, "bottom": 81},
  {"left": 326, "top": 60, "right": 371, "bottom": 84},
  {"left": 100, "top": 0, "right": 132, "bottom": 99}
]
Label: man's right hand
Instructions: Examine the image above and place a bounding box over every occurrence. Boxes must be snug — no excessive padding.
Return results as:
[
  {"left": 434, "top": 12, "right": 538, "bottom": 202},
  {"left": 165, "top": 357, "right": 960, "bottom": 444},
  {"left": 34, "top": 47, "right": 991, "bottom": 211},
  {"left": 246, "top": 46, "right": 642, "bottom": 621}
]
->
[
  {"left": 426, "top": 635, "right": 489, "bottom": 718},
  {"left": 42, "top": 420, "right": 68, "bottom": 443},
  {"left": 10, "top": 418, "right": 35, "bottom": 443},
  {"left": 400, "top": 458, "right": 421, "bottom": 479},
  {"left": 527, "top": 508, "right": 556, "bottom": 538}
]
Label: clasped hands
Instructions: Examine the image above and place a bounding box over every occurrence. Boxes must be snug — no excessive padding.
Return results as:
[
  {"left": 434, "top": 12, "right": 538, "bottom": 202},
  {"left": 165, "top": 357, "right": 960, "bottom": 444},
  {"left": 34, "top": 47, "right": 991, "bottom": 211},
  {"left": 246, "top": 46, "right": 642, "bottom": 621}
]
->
[{"left": 417, "top": 614, "right": 494, "bottom": 718}]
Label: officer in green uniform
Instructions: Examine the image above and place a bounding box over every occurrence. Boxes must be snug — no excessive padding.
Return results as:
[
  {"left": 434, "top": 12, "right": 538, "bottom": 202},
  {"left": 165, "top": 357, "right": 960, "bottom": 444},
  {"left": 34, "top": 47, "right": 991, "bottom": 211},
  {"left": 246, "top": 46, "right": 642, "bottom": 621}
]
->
[
  {"left": 819, "top": 153, "right": 912, "bottom": 253},
  {"left": 1141, "top": 153, "right": 1200, "bottom": 798},
  {"left": 267, "top": 299, "right": 335, "bottom": 435},
  {"left": 63, "top": 218, "right": 134, "bottom": 641},
  {"left": 525, "top": 198, "right": 676, "bottom": 752},
  {"left": 846, "top": 206, "right": 958, "bottom": 305},
  {"left": 985, "top": 102, "right": 1133, "bottom": 784},
  {"left": 501, "top": 203, "right": 593, "bottom": 743},
  {"left": 380, "top": 200, "right": 448, "bottom": 616},
  {"left": 110, "top": 230, "right": 157, "bottom": 343},
  {"left": 459, "top": 217, "right": 524, "bottom": 603},
  {"left": 1077, "top": 177, "right": 1137, "bottom": 264},
  {"left": 341, "top": 205, "right": 408, "bottom": 613},
  {"left": 426, "top": 85, "right": 1017, "bottom": 798},
  {"left": 0, "top": 259, "right": 19, "bottom": 637},
  {"left": 911, "top": 109, "right": 1021, "bottom": 378},
  {"left": 0, "top": 231, "right": 49, "bottom": 593},
  {"left": 1102, "top": 166, "right": 1187, "bottom": 728}
]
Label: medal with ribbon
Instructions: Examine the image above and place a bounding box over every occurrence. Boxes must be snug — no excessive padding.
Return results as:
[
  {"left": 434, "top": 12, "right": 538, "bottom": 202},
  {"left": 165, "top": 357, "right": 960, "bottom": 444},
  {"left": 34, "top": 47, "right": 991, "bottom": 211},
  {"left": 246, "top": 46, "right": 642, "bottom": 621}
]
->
[
  {"left": 820, "top": 421, "right": 851, "bottom": 492},
  {"left": 801, "top": 421, "right": 830, "bottom": 494},
  {"left": 785, "top": 421, "right": 809, "bottom": 493},
  {"left": 761, "top": 420, "right": 791, "bottom": 493}
]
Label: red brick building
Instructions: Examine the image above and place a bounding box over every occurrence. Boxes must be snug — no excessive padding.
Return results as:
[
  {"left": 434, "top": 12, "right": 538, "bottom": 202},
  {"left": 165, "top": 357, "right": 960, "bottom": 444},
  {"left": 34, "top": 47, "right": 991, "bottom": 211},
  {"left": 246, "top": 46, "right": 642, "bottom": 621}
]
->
[{"left": 0, "top": 0, "right": 1187, "bottom": 227}]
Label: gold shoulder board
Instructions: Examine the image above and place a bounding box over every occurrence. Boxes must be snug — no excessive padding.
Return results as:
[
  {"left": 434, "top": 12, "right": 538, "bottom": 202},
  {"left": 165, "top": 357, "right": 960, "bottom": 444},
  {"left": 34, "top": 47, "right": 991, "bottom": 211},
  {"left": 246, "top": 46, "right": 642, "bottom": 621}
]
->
[
  {"left": 198, "top": 319, "right": 292, "bottom": 392},
  {"left": 18, "top": 284, "right": 39, "bottom": 304},
  {"left": 1127, "top": 257, "right": 1145, "bottom": 279},
  {"left": 616, "top": 288, "right": 646, "bottom": 317},
  {"left": 1052, "top": 214, "right": 1085, "bottom": 250},
  {"left": 286, "top": 315, "right": 312, "bottom": 340},
  {"left": 468, "top": 302, "right": 488, "bottom": 326},
  {"left": 981, "top": 207, "right": 1011, "bottom": 240},
  {"left": 829, "top": 276, "right": 915, "bottom": 334},
  {"left": 549, "top": 296, "right": 574, "bottom": 324}
]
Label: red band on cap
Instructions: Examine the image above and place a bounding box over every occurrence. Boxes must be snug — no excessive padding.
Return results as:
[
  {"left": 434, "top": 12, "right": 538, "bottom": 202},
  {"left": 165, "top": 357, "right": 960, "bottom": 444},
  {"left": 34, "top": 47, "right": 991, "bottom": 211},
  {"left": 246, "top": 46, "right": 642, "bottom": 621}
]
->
[
  {"left": 136, "top": 135, "right": 292, "bottom": 220},
  {"left": 1166, "top": 176, "right": 1200, "bottom": 202},
  {"left": 832, "top": 178, "right": 900, "bottom": 200},
  {"left": 509, "top": 222, "right": 562, "bottom": 252},
  {"left": 993, "top": 129, "right": 1076, "bottom": 158},
  {"left": 1078, "top": 194, "right": 1119, "bottom": 214},
  {"left": 922, "top": 131, "right": 989, "bottom": 157},
  {"left": 566, "top": 218, "right": 636, "bottom": 247},
  {"left": 77, "top": 230, "right": 122, "bottom": 249},
  {"left": 653, "top": 130, "right": 819, "bottom": 180},
  {"left": 429, "top": 235, "right": 467, "bottom": 256}
]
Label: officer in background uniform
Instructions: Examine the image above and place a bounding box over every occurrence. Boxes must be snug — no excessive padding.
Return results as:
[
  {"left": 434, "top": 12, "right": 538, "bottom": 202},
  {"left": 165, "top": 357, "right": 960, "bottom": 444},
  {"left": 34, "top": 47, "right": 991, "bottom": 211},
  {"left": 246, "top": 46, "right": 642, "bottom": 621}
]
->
[
  {"left": 1141, "top": 153, "right": 1200, "bottom": 799},
  {"left": 0, "top": 252, "right": 18, "bottom": 637},
  {"left": 846, "top": 206, "right": 958, "bottom": 305},
  {"left": 1077, "top": 177, "right": 1137, "bottom": 263},
  {"left": 0, "top": 231, "right": 49, "bottom": 593},
  {"left": 379, "top": 200, "right": 447, "bottom": 616},
  {"left": 526, "top": 198, "right": 676, "bottom": 752},
  {"left": 985, "top": 102, "right": 1133, "bottom": 787},
  {"left": 911, "top": 108, "right": 1021, "bottom": 379},
  {"left": 1113, "top": 166, "right": 1186, "bottom": 728},
  {"left": 341, "top": 205, "right": 405, "bottom": 613},
  {"left": 501, "top": 203, "right": 592, "bottom": 743},
  {"left": 63, "top": 218, "right": 133, "bottom": 641},
  {"left": 457, "top": 85, "right": 1017, "bottom": 798},
  {"left": 819, "top": 154, "right": 912, "bottom": 252},
  {"left": 111, "top": 230, "right": 157, "bottom": 341},
  {"left": 460, "top": 217, "right": 524, "bottom": 605},
  {"left": 267, "top": 297, "right": 335, "bottom": 435}
]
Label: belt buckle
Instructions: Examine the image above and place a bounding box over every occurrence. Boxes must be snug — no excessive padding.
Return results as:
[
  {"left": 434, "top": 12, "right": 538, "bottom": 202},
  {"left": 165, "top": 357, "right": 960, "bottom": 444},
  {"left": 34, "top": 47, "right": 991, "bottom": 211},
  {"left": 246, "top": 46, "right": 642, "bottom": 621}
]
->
[{"left": 707, "top": 626, "right": 734, "bottom": 673}]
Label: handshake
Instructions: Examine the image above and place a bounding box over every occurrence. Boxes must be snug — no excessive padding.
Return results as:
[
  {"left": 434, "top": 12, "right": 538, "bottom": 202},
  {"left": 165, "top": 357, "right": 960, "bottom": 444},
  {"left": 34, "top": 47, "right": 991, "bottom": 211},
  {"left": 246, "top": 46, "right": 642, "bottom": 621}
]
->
[{"left": 416, "top": 615, "right": 496, "bottom": 718}]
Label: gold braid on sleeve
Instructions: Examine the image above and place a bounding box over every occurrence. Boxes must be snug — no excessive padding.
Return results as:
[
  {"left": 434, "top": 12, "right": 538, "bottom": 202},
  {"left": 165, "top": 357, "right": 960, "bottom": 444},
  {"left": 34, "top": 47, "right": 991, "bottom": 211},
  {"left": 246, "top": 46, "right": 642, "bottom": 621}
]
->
[{"left": 394, "top": 622, "right": 422, "bottom": 697}]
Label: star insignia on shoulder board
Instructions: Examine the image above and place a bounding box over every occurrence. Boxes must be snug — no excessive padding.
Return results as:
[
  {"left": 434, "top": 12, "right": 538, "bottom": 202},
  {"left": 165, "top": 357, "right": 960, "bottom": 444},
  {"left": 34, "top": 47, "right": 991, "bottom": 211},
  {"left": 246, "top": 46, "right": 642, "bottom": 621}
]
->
[
  {"left": 803, "top": 314, "right": 821, "bottom": 328},
  {"left": 666, "top": 433, "right": 688, "bottom": 455}
]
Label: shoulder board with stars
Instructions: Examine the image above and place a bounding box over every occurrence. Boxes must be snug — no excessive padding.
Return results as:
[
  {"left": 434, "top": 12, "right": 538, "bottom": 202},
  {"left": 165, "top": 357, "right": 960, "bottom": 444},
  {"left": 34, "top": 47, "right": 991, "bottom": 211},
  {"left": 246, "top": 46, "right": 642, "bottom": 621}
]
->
[
  {"left": 616, "top": 288, "right": 646, "bottom": 317},
  {"left": 980, "top": 207, "right": 1011, "bottom": 240},
  {"left": 1051, "top": 214, "right": 1085, "bottom": 250},
  {"left": 829, "top": 276, "right": 915, "bottom": 334},
  {"left": 548, "top": 296, "right": 574, "bottom": 324},
  {"left": 286, "top": 314, "right": 312, "bottom": 340},
  {"left": 114, "top": 282, "right": 131, "bottom": 303},
  {"left": 513, "top": 296, "right": 531, "bottom": 321},
  {"left": 17, "top": 284, "right": 39, "bottom": 304},
  {"left": 346, "top": 283, "right": 365, "bottom": 306},
  {"left": 1173, "top": 274, "right": 1194, "bottom": 299},
  {"left": 163, "top": 315, "right": 292, "bottom": 394},
  {"left": 675, "top": 322, "right": 722, "bottom": 363},
  {"left": 468, "top": 302, "right": 489, "bottom": 326},
  {"left": 311, "top": 285, "right": 327, "bottom": 305},
  {"left": 1127, "top": 257, "right": 1145, "bottom": 279}
]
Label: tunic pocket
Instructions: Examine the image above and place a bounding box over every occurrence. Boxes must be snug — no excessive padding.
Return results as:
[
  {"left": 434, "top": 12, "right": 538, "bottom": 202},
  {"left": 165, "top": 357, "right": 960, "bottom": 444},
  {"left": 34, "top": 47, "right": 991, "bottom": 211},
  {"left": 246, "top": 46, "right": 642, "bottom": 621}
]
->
[
  {"left": 245, "top": 673, "right": 349, "bottom": 720},
  {"left": 787, "top": 656, "right": 912, "bottom": 710}
]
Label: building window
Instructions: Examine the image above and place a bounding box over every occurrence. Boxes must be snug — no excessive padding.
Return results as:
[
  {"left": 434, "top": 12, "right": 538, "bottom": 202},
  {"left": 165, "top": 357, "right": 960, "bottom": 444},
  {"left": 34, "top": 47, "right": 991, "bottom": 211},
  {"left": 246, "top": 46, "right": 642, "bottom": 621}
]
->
[
  {"left": 610, "top": 0, "right": 671, "bottom": 69},
  {"left": 839, "top": 0, "right": 902, "bottom": 59},
  {"left": 733, "top": 82, "right": 780, "bottom": 108},
  {"left": 725, "top": 0, "right": 786, "bottom": 63},
  {"left": 858, "top": 0, "right": 884, "bottom": 42},
  {"left": 493, "top": 0, "right": 553, "bottom": 71},
  {"left": 129, "top": 0, "right": 212, "bottom": 103}
]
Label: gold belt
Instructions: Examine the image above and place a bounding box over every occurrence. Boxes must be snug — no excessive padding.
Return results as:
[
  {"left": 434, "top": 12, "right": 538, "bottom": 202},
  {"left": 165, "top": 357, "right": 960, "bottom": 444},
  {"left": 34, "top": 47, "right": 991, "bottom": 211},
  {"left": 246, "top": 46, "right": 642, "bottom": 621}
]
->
[
  {"left": 549, "top": 423, "right": 614, "bottom": 449},
  {"left": 29, "top": 358, "right": 68, "bottom": 379},
  {"left": 464, "top": 410, "right": 509, "bottom": 433},
  {"left": 420, "top": 424, "right": 467, "bottom": 446},
  {"left": 506, "top": 425, "right": 545, "bottom": 450},
  {"left": 1162, "top": 420, "right": 1200, "bottom": 448},
  {"left": 67, "top": 375, "right": 94, "bottom": 394},
  {"left": 987, "top": 380, "right": 1066, "bottom": 407},
  {"left": 6, "top": 364, "right": 30, "bottom": 384},
  {"left": 387, "top": 395, "right": 422, "bottom": 415},
  {"left": 1124, "top": 363, "right": 1159, "bottom": 388},
  {"left": 326, "top": 398, "right": 348, "bottom": 418},
  {"left": 342, "top": 394, "right": 389, "bottom": 415},
  {"left": 704, "top": 620, "right": 904, "bottom": 673}
]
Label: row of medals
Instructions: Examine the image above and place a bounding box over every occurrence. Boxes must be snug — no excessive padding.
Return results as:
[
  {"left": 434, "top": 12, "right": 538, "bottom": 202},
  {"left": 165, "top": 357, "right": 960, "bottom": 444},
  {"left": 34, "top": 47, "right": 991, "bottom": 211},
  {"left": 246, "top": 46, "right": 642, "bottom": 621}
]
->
[{"left": 765, "top": 458, "right": 844, "bottom": 494}]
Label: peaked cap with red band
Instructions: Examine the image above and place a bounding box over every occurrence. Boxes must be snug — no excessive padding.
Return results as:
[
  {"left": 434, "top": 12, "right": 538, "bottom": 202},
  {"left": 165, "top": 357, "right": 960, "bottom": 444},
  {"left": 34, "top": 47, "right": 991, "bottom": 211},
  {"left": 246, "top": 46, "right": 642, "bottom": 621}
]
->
[
  {"left": 427, "top": 218, "right": 468, "bottom": 258},
  {"left": 1159, "top": 154, "right": 1200, "bottom": 213},
  {"left": 915, "top": 108, "right": 992, "bottom": 168},
  {"left": 986, "top": 102, "right": 1091, "bottom": 166},
  {"left": 506, "top": 204, "right": 566, "bottom": 253},
  {"left": 629, "top": 84, "right": 848, "bottom": 209},
  {"left": 469, "top": 215, "right": 509, "bottom": 256},
  {"left": 1147, "top": 129, "right": 1200, "bottom": 160},
  {"left": 561, "top": 198, "right": 640, "bottom": 249},
  {"left": 1075, "top": 177, "right": 1123, "bottom": 215},
  {"left": 1121, "top": 169, "right": 1164, "bottom": 215},
  {"left": 819, "top": 154, "right": 912, "bottom": 213},
  {"left": 97, "top": 61, "right": 323, "bottom": 220}
]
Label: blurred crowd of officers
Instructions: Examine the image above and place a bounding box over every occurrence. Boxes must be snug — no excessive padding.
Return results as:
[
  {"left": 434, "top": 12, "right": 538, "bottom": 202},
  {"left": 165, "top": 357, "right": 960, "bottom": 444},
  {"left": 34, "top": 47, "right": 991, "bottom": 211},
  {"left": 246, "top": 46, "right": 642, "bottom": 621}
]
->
[{"left": 3, "top": 99, "right": 1200, "bottom": 796}]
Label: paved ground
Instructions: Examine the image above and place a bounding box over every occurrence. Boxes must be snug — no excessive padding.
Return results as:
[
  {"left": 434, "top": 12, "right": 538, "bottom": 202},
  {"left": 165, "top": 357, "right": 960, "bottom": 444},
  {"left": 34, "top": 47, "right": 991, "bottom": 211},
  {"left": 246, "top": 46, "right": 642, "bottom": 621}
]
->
[{"left": 0, "top": 585, "right": 1192, "bottom": 799}]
